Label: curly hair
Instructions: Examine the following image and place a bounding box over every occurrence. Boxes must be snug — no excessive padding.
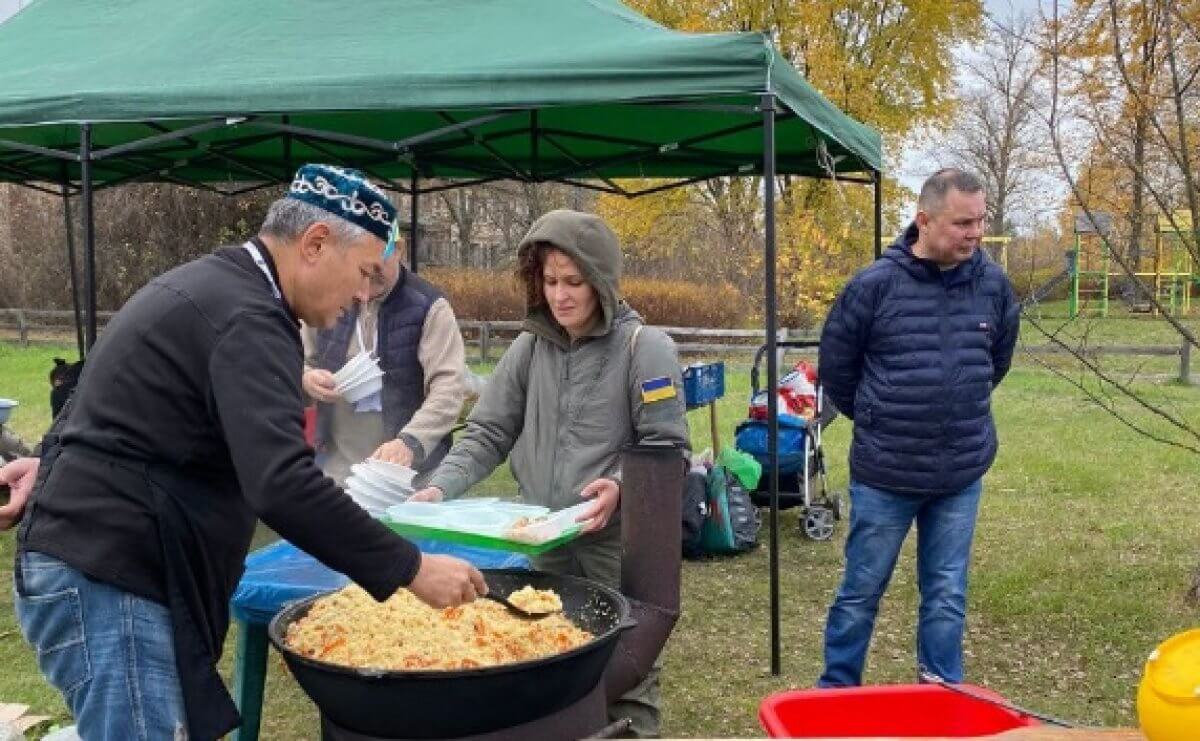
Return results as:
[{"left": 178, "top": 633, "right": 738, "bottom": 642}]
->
[{"left": 516, "top": 242, "right": 553, "bottom": 310}]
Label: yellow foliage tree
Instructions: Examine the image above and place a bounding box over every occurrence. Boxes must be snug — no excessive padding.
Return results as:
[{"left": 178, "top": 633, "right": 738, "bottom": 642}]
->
[
  {"left": 1048, "top": 0, "right": 1200, "bottom": 272},
  {"left": 599, "top": 0, "right": 983, "bottom": 326},
  {"left": 626, "top": 0, "right": 983, "bottom": 137}
]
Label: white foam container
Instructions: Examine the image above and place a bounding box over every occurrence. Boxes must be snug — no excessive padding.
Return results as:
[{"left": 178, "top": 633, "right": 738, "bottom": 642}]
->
[{"left": 340, "top": 375, "right": 384, "bottom": 403}]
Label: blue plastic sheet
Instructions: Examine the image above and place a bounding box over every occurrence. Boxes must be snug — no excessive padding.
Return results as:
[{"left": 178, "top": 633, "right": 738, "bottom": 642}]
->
[{"left": 230, "top": 539, "right": 531, "bottom": 624}]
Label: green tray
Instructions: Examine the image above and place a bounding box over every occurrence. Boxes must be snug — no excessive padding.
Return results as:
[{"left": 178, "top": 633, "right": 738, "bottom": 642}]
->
[{"left": 381, "top": 517, "right": 583, "bottom": 556}]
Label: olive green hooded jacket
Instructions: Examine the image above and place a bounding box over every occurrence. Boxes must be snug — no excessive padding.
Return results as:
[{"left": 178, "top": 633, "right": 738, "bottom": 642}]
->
[{"left": 427, "top": 210, "right": 690, "bottom": 527}]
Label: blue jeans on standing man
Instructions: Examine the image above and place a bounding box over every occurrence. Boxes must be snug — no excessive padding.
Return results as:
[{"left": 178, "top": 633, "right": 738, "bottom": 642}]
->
[
  {"left": 14, "top": 550, "right": 188, "bottom": 740},
  {"left": 818, "top": 478, "right": 983, "bottom": 687}
]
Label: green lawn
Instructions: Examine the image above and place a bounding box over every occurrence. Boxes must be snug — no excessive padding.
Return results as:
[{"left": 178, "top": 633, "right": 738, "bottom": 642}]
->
[
  {"left": 1, "top": 330, "right": 1198, "bottom": 738},
  {"left": 1018, "top": 301, "right": 1197, "bottom": 378}
]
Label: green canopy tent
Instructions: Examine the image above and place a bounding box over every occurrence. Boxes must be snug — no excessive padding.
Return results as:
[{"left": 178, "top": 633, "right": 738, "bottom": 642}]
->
[{"left": 0, "top": 0, "right": 882, "bottom": 691}]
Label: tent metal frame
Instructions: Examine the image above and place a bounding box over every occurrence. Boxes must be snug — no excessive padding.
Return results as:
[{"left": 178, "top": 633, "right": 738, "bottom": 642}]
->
[{"left": 6, "top": 94, "right": 883, "bottom": 677}]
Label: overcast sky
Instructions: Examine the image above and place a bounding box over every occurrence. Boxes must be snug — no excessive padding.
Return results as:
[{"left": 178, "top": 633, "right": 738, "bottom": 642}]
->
[
  {"left": 986, "top": 0, "right": 1054, "bottom": 17},
  {"left": 894, "top": 0, "right": 1069, "bottom": 225}
]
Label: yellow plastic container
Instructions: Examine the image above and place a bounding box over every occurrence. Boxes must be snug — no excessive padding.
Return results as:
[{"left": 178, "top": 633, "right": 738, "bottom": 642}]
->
[{"left": 1137, "top": 629, "right": 1200, "bottom": 741}]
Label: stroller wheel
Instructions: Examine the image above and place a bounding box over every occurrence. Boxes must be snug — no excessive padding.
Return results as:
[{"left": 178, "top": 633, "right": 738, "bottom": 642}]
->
[{"left": 802, "top": 506, "right": 836, "bottom": 541}]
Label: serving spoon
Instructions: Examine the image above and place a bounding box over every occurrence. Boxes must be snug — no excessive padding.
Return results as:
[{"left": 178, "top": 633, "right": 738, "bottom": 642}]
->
[{"left": 482, "top": 592, "right": 561, "bottom": 620}]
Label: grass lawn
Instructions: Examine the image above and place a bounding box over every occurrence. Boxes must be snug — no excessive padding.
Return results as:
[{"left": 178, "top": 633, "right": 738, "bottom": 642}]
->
[{"left": 1, "top": 320, "right": 1198, "bottom": 737}]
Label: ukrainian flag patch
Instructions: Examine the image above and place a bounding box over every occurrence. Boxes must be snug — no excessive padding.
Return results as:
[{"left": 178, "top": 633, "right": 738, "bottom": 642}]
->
[{"left": 640, "top": 376, "right": 676, "bottom": 403}]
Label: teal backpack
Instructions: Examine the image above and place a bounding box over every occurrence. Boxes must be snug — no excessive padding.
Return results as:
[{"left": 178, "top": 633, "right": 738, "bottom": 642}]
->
[{"left": 700, "top": 464, "right": 761, "bottom": 554}]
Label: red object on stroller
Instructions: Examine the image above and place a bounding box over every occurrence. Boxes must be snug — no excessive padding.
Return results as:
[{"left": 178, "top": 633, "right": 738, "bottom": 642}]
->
[{"left": 748, "top": 359, "right": 818, "bottom": 422}]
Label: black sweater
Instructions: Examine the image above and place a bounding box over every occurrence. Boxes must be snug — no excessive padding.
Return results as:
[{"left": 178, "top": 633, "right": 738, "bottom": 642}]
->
[{"left": 20, "top": 245, "right": 420, "bottom": 609}]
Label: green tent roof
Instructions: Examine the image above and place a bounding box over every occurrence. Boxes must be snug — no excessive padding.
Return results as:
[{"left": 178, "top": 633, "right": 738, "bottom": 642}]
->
[{"left": 0, "top": 0, "right": 881, "bottom": 190}]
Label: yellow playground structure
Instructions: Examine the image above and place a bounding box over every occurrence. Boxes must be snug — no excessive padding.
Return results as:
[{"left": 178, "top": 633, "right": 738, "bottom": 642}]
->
[
  {"left": 1069, "top": 210, "right": 1195, "bottom": 317},
  {"left": 981, "top": 235, "right": 1010, "bottom": 272}
]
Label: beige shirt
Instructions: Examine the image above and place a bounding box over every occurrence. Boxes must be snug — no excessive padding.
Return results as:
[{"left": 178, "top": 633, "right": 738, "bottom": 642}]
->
[{"left": 302, "top": 293, "right": 466, "bottom": 486}]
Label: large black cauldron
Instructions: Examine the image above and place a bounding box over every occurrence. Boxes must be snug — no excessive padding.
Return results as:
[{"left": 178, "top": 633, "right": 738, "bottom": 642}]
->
[{"left": 268, "top": 569, "right": 634, "bottom": 739}]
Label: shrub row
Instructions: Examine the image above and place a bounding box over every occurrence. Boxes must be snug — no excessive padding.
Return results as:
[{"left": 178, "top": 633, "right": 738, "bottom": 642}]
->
[
  {"left": 1008, "top": 265, "right": 1070, "bottom": 303},
  {"left": 423, "top": 268, "right": 752, "bottom": 328}
]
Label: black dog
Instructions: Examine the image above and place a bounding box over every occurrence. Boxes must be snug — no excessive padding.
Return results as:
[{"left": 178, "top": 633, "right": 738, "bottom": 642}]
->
[{"left": 49, "top": 357, "right": 84, "bottom": 419}]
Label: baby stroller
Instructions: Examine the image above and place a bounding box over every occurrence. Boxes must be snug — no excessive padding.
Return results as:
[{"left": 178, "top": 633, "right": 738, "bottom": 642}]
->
[{"left": 734, "top": 340, "right": 843, "bottom": 541}]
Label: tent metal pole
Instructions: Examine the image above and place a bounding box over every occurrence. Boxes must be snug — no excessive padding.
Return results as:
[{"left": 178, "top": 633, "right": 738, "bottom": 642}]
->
[
  {"left": 409, "top": 169, "right": 420, "bottom": 274},
  {"left": 251, "top": 111, "right": 513, "bottom": 157},
  {"left": 293, "top": 135, "right": 416, "bottom": 189},
  {"left": 538, "top": 113, "right": 793, "bottom": 152},
  {"left": 399, "top": 112, "right": 512, "bottom": 150},
  {"left": 0, "top": 138, "right": 77, "bottom": 161},
  {"left": 251, "top": 121, "right": 401, "bottom": 155},
  {"left": 530, "top": 110, "right": 539, "bottom": 180},
  {"left": 91, "top": 117, "right": 245, "bottom": 161},
  {"left": 416, "top": 177, "right": 502, "bottom": 196},
  {"left": 626, "top": 167, "right": 751, "bottom": 198},
  {"left": 761, "top": 92, "right": 781, "bottom": 676},
  {"left": 551, "top": 178, "right": 629, "bottom": 197},
  {"left": 817, "top": 174, "right": 874, "bottom": 186},
  {"left": 436, "top": 112, "right": 528, "bottom": 180},
  {"left": 638, "top": 101, "right": 761, "bottom": 115},
  {"left": 539, "top": 134, "right": 628, "bottom": 195},
  {"left": 0, "top": 159, "right": 58, "bottom": 185},
  {"left": 549, "top": 144, "right": 751, "bottom": 182},
  {"left": 282, "top": 115, "right": 293, "bottom": 176},
  {"left": 78, "top": 132, "right": 282, "bottom": 192},
  {"left": 874, "top": 170, "right": 883, "bottom": 258},
  {"left": 61, "top": 179, "right": 84, "bottom": 359},
  {"left": 80, "top": 124, "right": 98, "bottom": 351},
  {"left": 0, "top": 177, "right": 64, "bottom": 197},
  {"left": 544, "top": 118, "right": 766, "bottom": 180}
]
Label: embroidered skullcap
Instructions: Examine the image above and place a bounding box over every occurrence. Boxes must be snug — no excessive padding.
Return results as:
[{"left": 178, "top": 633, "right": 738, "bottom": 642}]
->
[{"left": 287, "top": 164, "right": 397, "bottom": 243}]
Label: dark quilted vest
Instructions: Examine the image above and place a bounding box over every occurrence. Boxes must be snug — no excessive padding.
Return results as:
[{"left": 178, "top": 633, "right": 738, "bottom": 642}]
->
[{"left": 313, "top": 269, "right": 450, "bottom": 473}]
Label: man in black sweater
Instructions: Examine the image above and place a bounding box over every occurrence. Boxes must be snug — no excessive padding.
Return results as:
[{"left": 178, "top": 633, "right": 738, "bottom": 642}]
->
[{"left": 0, "top": 164, "right": 486, "bottom": 740}]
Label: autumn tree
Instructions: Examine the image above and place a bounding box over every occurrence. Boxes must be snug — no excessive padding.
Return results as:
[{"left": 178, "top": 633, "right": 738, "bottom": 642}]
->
[
  {"left": 1029, "top": 0, "right": 1200, "bottom": 602},
  {"left": 602, "top": 0, "right": 984, "bottom": 325},
  {"left": 931, "top": 12, "right": 1056, "bottom": 235},
  {"left": 1040, "top": 0, "right": 1199, "bottom": 337},
  {"left": 0, "top": 183, "right": 274, "bottom": 311}
]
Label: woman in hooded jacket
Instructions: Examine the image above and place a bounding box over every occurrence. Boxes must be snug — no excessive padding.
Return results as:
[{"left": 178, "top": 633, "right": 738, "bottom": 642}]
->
[{"left": 412, "top": 209, "right": 690, "bottom": 737}]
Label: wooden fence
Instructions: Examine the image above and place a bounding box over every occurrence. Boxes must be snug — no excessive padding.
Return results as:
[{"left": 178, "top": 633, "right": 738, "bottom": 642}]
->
[
  {"left": 1, "top": 308, "right": 1194, "bottom": 384},
  {"left": 456, "top": 320, "right": 821, "bottom": 360}
]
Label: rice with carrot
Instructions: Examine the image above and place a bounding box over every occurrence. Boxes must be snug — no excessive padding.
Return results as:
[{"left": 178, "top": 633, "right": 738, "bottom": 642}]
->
[{"left": 285, "top": 585, "right": 591, "bottom": 670}]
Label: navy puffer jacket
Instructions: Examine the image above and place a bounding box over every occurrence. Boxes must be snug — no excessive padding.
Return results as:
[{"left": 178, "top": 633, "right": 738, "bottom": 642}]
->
[{"left": 818, "top": 223, "right": 1020, "bottom": 495}]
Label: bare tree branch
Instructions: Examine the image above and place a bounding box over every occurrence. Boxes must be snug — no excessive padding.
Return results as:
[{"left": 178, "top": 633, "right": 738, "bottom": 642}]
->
[
  {"left": 1041, "top": 0, "right": 1199, "bottom": 349},
  {"left": 1021, "top": 311, "right": 1200, "bottom": 454}
]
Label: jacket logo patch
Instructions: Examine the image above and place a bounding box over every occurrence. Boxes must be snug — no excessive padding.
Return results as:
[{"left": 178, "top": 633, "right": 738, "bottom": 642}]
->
[
  {"left": 978, "top": 322, "right": 990, "bottom": 331},
  {"left": 640, "top": 376, "right": 676, "bottom": 403}
]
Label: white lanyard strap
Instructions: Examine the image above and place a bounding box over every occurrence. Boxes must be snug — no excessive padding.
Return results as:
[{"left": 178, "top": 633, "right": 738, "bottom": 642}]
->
[
  {"left": 242, "top": 241, "right": 282, "bottom": 301},
  {"left": 354, "top": 316, "right": 377, "bottom": 355}
]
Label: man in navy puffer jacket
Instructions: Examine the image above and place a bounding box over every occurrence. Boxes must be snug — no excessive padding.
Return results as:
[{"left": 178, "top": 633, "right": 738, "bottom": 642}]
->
[{"left": 817, "top": 169, "right": 1019, "bottom": 687}]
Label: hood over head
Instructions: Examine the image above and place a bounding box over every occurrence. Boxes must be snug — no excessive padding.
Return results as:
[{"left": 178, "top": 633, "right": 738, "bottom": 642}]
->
[{"left": 517, "top": 209, "right": 625, "bottom": 343}]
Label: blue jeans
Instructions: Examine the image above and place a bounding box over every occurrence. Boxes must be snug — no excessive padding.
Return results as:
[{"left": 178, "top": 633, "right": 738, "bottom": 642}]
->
[
  {"left": 14, "top": 551, "right": 188, "bottom": 740},
  {"left": 819, "top": 479, "right": 982, "bottom": 687}
]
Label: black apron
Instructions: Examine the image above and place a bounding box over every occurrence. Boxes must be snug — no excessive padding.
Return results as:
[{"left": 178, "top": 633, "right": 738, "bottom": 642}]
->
[{"left": 20, "top": 437, "right": 250, "bottom": 741}]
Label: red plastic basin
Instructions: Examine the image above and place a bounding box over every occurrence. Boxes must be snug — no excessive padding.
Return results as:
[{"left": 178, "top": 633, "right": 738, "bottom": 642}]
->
[{"left": 759, "top": 684, "right": 1042, "bottom": 738}]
